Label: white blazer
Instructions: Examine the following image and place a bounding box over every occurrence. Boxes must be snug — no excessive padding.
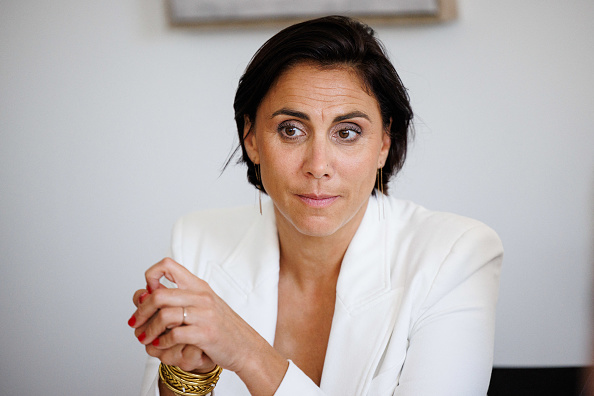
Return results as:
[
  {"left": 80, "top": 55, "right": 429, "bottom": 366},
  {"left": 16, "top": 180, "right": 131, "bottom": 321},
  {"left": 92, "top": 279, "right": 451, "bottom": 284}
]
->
[{"left": 141, "top": 196, "right": 503, "bottom": 396}]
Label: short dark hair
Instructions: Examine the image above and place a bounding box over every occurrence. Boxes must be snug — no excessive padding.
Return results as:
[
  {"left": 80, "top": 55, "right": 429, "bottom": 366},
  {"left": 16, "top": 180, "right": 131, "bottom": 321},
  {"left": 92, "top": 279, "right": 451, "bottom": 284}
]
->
[{"left": 231, "top": 15, "right": 413, "bottom": 194}]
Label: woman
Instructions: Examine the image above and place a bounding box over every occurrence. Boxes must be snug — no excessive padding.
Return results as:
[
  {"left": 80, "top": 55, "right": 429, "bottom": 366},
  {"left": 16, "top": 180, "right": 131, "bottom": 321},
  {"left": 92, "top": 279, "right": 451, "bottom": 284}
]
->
[{"left": 129, "top": 16, "right": 503, "bottom": 396}]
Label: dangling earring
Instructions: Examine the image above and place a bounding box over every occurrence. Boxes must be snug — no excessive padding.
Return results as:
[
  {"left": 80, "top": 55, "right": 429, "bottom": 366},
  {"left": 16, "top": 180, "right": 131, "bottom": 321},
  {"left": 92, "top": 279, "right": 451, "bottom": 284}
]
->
[
  {"left": 377, "top": 167, "right": 385, "bottom": 220},
  {"left": 255, "top": 164, "right": 262, "bottom": 215}
]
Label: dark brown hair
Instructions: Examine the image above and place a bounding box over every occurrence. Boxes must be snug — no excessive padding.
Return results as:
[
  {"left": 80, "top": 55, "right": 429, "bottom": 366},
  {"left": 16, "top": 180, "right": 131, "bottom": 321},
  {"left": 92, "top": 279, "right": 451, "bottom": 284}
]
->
[{"left": 231, "top": 15, "right": 413, "bottom": 194}]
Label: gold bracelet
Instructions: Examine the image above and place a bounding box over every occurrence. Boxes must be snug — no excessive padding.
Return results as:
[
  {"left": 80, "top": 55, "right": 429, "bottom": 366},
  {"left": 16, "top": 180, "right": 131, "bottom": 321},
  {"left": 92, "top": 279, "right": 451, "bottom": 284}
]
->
[{"left": 159, "top": 363, "right": 222, "bottom": 395}]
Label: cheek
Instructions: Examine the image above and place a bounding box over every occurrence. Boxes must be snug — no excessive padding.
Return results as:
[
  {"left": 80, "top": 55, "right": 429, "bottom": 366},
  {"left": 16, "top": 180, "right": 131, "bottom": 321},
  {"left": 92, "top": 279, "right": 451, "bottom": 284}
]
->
[
  {"left": 342, "top": 152, "right": 379, "bottom": 181},
  {"left": 260, "top": 145, "right": 299, "bottom": 185}
]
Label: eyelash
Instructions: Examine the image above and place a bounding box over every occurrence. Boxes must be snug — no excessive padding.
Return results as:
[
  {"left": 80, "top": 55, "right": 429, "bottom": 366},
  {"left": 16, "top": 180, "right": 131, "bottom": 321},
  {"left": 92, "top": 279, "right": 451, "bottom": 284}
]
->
[
  {"left": 277, "top": 121, "right": 362, "bottom": 142},
  {"left": 277, "top": 121, "right": 304, "bottom": 141},
  {"left": 333, "top": 125, "right": 362, "bottom": 142}
]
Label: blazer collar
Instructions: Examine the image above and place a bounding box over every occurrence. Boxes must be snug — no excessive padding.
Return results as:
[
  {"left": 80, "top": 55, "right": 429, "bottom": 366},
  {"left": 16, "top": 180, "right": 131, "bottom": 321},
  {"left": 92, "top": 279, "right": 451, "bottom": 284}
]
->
[
  {"left": 213, "top": 199, "right": 280, "bottom": 296},
  {"left": 335, "top": 195, "right": 391, "bottom": 312},
  {"left": 213, "top": 197, "right": 390, "bottom": 309},
  {"left": 203, "top": 200, "right": 280, "bottom": 347}
]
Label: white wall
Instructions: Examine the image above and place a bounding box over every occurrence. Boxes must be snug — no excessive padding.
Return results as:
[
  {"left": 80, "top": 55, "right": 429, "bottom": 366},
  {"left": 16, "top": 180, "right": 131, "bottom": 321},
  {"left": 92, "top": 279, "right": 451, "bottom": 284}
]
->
[{"left": 1, "top": 0, "right": 593, "bottom": 394}]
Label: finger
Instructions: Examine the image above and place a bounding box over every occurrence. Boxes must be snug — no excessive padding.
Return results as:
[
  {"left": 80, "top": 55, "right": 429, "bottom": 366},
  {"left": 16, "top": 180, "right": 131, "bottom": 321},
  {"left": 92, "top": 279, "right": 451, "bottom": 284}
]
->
[
  {"left": 132, "top": 289, "right": 149, "bottom": 308},
  {"left": 146, "top": 281, "right": 166, "bottom": 295},
  {"left": 132, "top": 283, "right": 165, "bottom": 307},
  {"left": 147, "top": 343, "right": 216, "bottom": 374},
  {"left": 134, "top": 317, "right": 169, "bottom": 343},
  {"left": 136, "top": 305, "right": 185, "bottom": 345},
  {"left": 146, "top": 343, "right": 184, "bottom": 364},
  {"left": 152, "top": 322, "right": 208, "bottom": 350},
  {"left": 128, "top": 288, "right": 156, "bottom": 327},
  {"left": 131, "top": 287, "right": 200, "bottom": 329},
  {"left": 145, "top": 257, "right": 205, "bottom": 292},
  {"left": 147, "top": 343, "right": 214, "bottom": 372},
  {"left": 148, "top": 343, "right": 216, "bottom": 373},
  {"left": 129, "top": 282, "right": 167, "bottom": 325},
  {"left": 128, "top": 288, "right": 148, "bottom": 327},
  {"left": 177, "top": 345, "right": 216, "bottom": 373},
  {"left": 136, "top": 304, "right": 191, "bottom": 342}
]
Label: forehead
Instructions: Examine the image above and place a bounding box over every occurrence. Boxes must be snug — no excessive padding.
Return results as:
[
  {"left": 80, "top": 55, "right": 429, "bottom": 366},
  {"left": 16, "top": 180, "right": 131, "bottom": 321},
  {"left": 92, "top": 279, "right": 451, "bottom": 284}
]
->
[{"left": 258, "top": 63, "right": 381, "bottom": 118}]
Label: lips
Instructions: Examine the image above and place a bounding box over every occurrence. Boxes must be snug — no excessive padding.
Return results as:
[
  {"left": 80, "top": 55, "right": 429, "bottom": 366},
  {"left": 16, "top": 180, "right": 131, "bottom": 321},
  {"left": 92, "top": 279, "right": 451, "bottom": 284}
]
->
[{"left": 297, "top": 193, "right": 339, "bottom": 208}]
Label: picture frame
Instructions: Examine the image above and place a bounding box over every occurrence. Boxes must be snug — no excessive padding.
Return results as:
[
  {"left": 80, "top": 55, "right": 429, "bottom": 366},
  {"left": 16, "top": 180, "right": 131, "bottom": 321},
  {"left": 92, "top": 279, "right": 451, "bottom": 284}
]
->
[{"left": 167, "top": 0, "right": 457, "bottom": 27}]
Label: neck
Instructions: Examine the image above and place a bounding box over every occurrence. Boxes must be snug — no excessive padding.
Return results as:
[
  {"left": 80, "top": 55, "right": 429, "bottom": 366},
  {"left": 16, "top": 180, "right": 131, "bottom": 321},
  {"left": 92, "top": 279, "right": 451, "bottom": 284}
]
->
[{"left": 274, "top": 201, "right": 368, "bottom": 289}]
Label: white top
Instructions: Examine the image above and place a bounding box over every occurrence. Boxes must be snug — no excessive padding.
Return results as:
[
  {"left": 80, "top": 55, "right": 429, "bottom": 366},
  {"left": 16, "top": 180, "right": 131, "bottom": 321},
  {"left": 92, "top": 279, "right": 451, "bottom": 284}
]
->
[{"left": 140, "top": 196, "right": 503, "bottom": 396}]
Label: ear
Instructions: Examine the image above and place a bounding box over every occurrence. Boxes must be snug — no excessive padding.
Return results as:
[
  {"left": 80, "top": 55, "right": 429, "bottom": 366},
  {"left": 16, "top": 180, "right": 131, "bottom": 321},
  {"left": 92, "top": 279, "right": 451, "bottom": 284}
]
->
[
  {"left": 243, "top": 115, "right": 260, "bottom": 164},
  {"left": 378, "top": 118, "right": 392, "bottom": 167}
]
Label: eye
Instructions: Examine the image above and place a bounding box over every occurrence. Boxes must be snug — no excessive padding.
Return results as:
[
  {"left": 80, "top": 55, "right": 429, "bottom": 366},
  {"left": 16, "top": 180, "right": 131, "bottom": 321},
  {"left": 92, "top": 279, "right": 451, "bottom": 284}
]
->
[
  {"left": 333, "top": 124, "right": 361, "bottom": 142},
  {"left": 337, "top": 130, "right": 354, "bottom": 139},
  {"left": 278, "top": 121, "right": 306, "bottom": 140}
]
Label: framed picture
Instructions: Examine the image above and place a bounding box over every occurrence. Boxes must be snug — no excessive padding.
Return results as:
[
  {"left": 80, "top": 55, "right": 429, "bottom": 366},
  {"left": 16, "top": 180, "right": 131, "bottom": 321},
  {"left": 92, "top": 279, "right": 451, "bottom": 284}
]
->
[{"left": 167, "top": 0, "right": 456, "bottom": 26}]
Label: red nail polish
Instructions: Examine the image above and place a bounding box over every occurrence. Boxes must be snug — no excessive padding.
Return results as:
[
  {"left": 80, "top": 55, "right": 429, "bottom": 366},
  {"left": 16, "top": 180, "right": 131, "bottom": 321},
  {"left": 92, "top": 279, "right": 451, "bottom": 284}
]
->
[
  {"left": 139, "top": 292, "right": 149, "bottom": 304},
  {"left": 152, "top": 338, "right": 160, "bottom": 347},
  {"left": 138, "top": 332, "right": 146, "bottom": 342},
  {"left": 128, "top": 315, "right": 136, "bottom": 327},
  {"left": 146, "top": 284, "right": 152, "bottom": 294}
]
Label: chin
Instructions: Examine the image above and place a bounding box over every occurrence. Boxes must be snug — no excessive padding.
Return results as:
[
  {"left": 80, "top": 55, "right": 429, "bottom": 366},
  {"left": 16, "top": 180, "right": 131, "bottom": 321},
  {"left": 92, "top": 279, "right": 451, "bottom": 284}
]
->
[
  {"left": 273, "top": 197, "right": 366, "bottom": 239},
  {"left": 289, "top": 215, "right": 348, "bottom": 238},
  {"left": 296, "top": 225, "right": 339, "bottom": 238}
]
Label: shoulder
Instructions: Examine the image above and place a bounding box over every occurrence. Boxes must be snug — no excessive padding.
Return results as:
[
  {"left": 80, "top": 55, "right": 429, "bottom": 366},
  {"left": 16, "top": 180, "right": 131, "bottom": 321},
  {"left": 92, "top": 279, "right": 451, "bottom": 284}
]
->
[
  {"left": 385, "top": 197, "right": 503, "bottom": 257},
  {"left": 383, "top": 197, "right": 503, "bottom": 294},
  {"left": 379, "top": 199, "right": 503, "bottom": 394}
]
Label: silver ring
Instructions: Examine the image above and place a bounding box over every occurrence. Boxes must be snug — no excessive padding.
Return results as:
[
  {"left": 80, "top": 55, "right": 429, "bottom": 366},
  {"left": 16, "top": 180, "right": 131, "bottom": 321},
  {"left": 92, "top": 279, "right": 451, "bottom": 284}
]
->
[{"left": 182, "top": 307, "right": 187, "bottom": 325}]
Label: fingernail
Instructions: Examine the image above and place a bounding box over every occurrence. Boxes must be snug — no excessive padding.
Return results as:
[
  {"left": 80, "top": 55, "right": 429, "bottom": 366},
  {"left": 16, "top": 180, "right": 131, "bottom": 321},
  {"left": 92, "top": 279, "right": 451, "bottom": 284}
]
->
[
  {"left": 146, "top": 284, "right": 152, "bottom": 294},
  {"left": 139, "top": 292, "right": 149, "bottom": 304},
  {"left": 152, "top": 338, "right": 160, "bottom": 347},
  {"left": 138, "top": 332, "right": 146, "bottom": 342},
  {"left": 128, "top": 315, "right": 136, "bottom": 327}
]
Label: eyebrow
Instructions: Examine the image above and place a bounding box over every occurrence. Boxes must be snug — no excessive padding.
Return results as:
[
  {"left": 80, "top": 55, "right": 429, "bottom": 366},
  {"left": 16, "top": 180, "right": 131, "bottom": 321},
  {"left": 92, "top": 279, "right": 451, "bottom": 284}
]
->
[
  {"left": 333, "top": 111, "right": 370, "bottom": 123},
  {"left": 271, "top": 108, "right": 309, "bottom": 120},
  {"left": 270, "top": 108, "right": 371, "bottom": 123}
]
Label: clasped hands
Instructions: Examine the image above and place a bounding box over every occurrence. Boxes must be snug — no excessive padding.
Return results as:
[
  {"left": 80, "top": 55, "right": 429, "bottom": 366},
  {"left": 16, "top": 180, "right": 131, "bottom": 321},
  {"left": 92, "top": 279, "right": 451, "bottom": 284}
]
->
[
  {"left": 129, "top": 258, "right": 257, "bottom": 374},
  {"left": 129, "top": 258, "right": 289, "bottom": 395}
]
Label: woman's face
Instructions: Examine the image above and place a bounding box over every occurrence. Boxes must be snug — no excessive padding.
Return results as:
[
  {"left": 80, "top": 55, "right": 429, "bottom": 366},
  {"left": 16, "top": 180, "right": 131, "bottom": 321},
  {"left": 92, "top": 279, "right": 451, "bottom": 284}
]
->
[{"left": 244, "top": 63, "right": 390, "bottom": 238}]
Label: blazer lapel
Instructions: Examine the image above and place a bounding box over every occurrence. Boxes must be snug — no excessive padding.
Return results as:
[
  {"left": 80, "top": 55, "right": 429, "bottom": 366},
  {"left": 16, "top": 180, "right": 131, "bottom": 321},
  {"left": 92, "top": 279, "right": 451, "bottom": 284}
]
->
[
  {"left": 201, "top": 202, "right": 281, "bottom": 394},
  {"left": 204, "top": 200, "right": 280, "bottom": 345},
  {"left": 320, "top": 197, "right": 402, "bottom": 395}
]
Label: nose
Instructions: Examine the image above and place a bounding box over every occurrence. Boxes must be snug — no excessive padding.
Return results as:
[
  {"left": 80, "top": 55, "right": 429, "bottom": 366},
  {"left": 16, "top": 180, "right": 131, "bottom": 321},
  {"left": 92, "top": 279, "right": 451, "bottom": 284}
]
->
[{"left": 303, "top": 136, "right": 332, "bottom": 179}]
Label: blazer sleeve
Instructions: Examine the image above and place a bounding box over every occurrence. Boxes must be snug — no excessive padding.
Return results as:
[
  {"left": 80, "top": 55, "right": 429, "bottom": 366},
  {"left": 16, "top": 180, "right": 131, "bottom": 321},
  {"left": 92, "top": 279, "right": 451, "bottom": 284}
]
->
[
  {"left": 140, "top": 356, "right": 160, "bottom": 396},
  {"left": 273, "top": 361, "right": 326, "bottom": 395},
  {"left": 394, "top": 223, "right": 503, "bottom": 396}
]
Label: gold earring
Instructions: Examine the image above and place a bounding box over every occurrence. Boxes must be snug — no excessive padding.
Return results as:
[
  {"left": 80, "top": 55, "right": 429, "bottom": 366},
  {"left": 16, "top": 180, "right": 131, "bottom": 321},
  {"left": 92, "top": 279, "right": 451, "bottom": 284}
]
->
[
  {"left": 255, "top": 164, "right": 262, "bottom": 215},
  {"left": 377, "top": 167, "right": 385, "bottom": 220},
  {"left": 376, "top": 168, "right": 380, "bottom": 193}
]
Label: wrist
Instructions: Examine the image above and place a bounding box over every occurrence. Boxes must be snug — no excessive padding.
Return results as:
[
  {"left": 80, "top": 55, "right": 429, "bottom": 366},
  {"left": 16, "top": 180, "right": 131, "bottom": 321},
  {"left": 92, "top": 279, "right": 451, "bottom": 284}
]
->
[
  {"left": 235, "top": 345, "right": 289, "bottom": 396},
  {"left": 190, "top": 363, "right": 217, "bottom": 375}
]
